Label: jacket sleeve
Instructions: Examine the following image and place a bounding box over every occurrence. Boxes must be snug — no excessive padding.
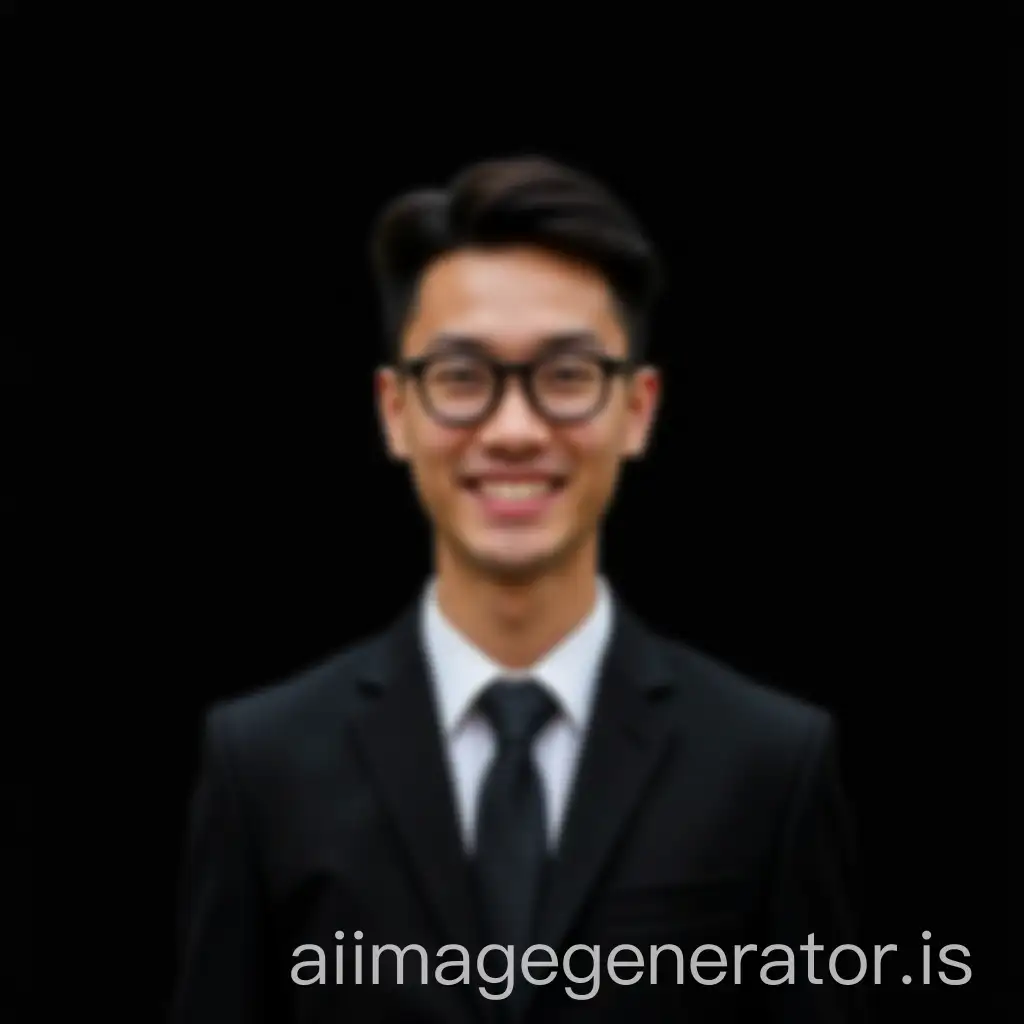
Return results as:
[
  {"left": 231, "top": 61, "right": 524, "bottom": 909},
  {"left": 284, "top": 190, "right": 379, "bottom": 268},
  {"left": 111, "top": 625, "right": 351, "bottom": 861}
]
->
[
  {"left": 168, "top": 708, "right": 269, "bottom": 1024},
  {"left": 762, "top": 714, "right": 871, "bottom": 1022}
]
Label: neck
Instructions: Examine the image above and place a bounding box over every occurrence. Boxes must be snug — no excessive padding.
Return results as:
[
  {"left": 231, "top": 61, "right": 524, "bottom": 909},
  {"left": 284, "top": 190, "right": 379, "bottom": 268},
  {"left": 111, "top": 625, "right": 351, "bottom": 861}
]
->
[{"left": 434, "top": 544, "right": 600, "bottom": 669}]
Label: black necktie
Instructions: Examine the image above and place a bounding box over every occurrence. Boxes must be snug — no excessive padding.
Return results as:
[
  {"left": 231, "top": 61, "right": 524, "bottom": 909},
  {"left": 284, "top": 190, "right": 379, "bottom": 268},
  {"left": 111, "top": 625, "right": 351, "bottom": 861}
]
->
[{"left": 474, "top": 679, "right": 558, "bottom": 953}]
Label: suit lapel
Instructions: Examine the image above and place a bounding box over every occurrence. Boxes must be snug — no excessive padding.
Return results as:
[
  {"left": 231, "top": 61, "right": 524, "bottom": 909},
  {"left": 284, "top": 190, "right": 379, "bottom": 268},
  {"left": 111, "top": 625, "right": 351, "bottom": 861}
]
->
[
  {"left": 349, "top": 604, "right": 483, "bottom": 958},
  {"left": 534, "top": 603, "right": 677, "bottom": 955}
]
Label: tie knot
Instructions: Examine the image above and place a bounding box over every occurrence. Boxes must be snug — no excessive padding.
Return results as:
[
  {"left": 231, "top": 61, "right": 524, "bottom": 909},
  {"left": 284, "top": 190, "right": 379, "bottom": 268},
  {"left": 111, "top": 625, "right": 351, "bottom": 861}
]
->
[{"left": 478, "top": 679, "right": 557, "bottom": 745}]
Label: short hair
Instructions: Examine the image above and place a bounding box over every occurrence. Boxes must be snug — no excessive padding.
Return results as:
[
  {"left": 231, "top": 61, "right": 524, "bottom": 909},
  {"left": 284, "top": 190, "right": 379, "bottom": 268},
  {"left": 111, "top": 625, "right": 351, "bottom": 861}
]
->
[{"left": 369, "top": 155, "right": 663, "bottom": 360}]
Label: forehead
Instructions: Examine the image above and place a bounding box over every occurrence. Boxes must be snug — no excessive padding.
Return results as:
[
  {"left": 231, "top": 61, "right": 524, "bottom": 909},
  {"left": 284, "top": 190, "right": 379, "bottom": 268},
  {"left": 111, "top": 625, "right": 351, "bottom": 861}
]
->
[{"left": 401, "top": 246, "right": 627, "bottom": 357}]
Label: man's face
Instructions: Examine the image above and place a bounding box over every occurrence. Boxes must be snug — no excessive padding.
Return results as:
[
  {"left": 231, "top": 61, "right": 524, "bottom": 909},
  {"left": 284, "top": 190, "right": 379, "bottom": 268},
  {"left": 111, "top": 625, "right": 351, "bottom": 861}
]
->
[{"left": 377, "top": 246, "right": 660, "bottom": 583}]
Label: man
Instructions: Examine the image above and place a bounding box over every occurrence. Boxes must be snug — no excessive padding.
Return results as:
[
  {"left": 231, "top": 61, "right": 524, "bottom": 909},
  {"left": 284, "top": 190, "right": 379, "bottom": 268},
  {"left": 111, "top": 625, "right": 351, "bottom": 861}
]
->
[{"left": 170, "top": 156, "right": 865, "bottom": 1022}]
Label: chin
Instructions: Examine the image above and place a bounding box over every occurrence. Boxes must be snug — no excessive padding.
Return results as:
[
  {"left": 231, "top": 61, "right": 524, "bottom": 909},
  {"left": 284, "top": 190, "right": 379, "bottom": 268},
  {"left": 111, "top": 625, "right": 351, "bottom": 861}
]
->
[
  {"left": 455, "top": 535, "right": 581, "bottom": 585},
  {"left": 473, "top": 548, "right": 552, "bottom": 577}
]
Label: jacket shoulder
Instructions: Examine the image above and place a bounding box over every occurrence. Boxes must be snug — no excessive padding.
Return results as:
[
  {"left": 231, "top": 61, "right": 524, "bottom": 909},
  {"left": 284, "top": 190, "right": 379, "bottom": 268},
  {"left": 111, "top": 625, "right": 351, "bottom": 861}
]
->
[
  {"left": 654, "top": 630, "right": 835, "bottom": 751},
  {"left": 199, "top": 626, "right": 388, "bottom": 749}
]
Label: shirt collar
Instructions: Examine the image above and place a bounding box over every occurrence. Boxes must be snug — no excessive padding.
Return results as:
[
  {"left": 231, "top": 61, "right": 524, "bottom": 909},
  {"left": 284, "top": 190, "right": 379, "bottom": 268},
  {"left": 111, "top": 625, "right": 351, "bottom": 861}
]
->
[{"left": 421, "top": 577, "right": 613, "bottom": 735}]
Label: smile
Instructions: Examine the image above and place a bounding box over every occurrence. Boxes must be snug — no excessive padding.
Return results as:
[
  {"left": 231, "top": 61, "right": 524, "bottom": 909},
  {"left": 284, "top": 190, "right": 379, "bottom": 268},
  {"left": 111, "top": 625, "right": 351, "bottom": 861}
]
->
[
  {"left": 463, "top": 477, "right": 567, "bottom": 520},
  {"left": 478, "top": 481, "right": 554, "bottom": 500}
]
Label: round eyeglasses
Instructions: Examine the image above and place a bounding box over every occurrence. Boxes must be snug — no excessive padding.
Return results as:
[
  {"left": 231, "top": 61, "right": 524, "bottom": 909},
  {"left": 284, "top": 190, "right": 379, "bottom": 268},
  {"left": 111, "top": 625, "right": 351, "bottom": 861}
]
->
[{"left": 395, "top": 350, "right": 637, "bottom": 427}]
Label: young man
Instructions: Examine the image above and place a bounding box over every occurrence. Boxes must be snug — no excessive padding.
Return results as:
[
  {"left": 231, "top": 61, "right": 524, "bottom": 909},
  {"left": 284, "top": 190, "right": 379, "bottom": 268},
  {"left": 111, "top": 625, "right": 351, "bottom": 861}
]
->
[{"left": 170, "top": 156, "right": 865, "bottom": 1022}]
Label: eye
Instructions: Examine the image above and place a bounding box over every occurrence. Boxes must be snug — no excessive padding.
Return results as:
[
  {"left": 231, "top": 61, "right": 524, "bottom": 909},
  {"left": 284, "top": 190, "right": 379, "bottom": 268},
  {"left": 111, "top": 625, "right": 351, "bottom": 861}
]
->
[
  {"left": 427, "top": 359, "right": 490, "bottom": 389},
  {"left": 538, "top": 356, "right": 600, "bottom": 387},
  {"left": 554, "top": 364, "right": 590, "bottom": 380}
]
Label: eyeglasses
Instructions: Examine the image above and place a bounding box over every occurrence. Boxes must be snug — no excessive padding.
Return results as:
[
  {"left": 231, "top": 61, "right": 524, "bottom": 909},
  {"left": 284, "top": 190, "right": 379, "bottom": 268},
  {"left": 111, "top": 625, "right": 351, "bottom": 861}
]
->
[{"left": 394, "top": 349, "right": 637, "bottom": 427}]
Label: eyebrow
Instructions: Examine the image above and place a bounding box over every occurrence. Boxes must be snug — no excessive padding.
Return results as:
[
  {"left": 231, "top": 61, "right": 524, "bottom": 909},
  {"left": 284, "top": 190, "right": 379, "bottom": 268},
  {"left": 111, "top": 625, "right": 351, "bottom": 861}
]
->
[{"left": 423, "top": 330, "right": 606, "bottom": 356}]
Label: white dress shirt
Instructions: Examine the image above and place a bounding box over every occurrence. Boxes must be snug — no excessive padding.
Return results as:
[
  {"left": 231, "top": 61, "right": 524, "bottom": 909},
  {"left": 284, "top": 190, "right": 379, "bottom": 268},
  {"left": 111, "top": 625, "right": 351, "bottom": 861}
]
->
[{"left": 421, "top": 577, "right": 613, "bottom": 853}]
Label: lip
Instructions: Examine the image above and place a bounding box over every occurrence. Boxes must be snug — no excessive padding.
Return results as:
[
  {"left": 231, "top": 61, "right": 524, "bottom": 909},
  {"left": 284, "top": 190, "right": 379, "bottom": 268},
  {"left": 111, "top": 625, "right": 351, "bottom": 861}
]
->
[{"left": 462, "top": 476, "right": 567, "bottom": 522}]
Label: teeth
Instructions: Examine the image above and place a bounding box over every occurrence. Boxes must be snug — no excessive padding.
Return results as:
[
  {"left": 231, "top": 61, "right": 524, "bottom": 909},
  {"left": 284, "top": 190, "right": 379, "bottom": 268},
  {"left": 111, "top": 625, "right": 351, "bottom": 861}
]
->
[{"left": 480, "top": 482, "right": 550, "bottom": 500}]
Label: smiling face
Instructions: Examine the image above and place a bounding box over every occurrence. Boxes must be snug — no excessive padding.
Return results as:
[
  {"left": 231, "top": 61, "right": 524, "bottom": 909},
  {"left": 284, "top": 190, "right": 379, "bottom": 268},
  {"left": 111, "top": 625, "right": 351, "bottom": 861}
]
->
[{"left": 376, "top": 246, "right": 661, "bottom": 585}]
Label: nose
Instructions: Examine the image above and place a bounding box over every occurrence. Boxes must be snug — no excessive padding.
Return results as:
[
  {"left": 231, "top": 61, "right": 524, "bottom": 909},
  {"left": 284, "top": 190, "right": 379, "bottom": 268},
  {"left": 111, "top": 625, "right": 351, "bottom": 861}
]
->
[{"left": 477, "top": 376, "right": 549, "bottom": 448}]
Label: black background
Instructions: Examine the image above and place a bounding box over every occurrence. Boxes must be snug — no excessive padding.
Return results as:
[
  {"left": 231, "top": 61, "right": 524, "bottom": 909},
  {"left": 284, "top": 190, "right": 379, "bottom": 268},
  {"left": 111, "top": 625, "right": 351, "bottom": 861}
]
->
[{"left": 4, "top": 14, "right": 1015, "bottom": 1021}]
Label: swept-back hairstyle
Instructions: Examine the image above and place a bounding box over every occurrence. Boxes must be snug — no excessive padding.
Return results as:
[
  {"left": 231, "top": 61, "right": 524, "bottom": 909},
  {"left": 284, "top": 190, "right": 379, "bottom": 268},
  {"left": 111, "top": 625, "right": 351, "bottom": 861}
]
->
[{"left": 369, "top": 156, "right": 662, "bottom": 359}]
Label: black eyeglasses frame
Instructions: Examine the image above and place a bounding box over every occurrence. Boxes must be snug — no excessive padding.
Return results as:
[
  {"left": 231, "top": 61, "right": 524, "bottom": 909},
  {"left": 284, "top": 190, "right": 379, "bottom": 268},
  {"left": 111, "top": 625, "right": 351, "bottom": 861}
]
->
[{"left": 393, "top": 350, "right": 639, "bottom": 427}]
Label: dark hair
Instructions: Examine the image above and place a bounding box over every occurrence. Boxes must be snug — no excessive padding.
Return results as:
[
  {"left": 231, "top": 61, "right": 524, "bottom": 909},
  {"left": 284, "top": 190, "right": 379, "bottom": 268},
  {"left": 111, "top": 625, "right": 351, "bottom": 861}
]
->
[{"left": 369, "top": 156, "right": 662, "bottom": 360}]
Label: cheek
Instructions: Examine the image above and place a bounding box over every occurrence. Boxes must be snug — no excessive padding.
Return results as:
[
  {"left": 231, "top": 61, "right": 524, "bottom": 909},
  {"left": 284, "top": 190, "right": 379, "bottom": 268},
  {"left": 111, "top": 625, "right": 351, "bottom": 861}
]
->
[
  {"left": 407, "top": 425, "right": 467, "bottom": 493},
  {"left": 558, "top": 437, "right": 624, "bottom": 512},
  {"left": 564, "top": 422, "right": 623, "bottom": 476}
]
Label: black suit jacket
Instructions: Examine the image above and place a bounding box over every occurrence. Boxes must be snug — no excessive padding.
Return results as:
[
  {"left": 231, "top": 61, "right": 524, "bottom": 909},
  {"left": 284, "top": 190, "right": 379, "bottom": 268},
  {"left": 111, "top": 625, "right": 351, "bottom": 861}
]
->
[{"left": 170, "top": 598, "right": 867, "bottom": 1023}]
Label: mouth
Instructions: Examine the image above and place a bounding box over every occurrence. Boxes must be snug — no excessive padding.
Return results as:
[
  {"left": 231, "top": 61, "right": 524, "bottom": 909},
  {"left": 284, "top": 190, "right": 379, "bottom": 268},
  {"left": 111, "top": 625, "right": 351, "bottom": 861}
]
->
[{"left": 461, "top": 477, "right": 568, "bottom": 521}]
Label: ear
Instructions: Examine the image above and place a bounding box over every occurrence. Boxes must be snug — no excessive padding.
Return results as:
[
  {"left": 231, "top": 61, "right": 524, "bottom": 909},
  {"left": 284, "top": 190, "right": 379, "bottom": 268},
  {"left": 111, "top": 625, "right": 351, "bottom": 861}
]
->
[
  {"left": 375, "top": 366, "right": 410, "bottom": 461},
  {"left": 622, "top": 365, "right": 662, "bottom": 459}
]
